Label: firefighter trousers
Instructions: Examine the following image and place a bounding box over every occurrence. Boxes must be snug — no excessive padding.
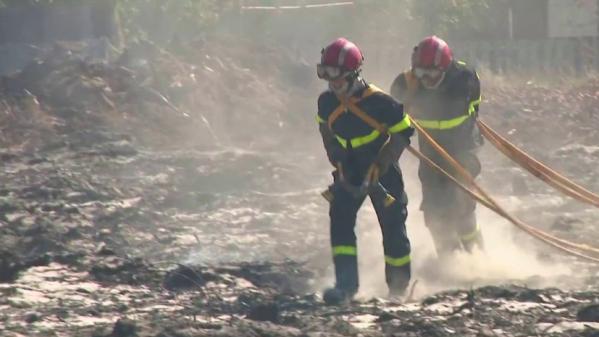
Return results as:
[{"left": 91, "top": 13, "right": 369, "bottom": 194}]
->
[
  {"left": 328, "top": 165, "right": 411, "bottom": 295},
  {"left": 419, "top": 151, "right": 484, "bottom": 256}
]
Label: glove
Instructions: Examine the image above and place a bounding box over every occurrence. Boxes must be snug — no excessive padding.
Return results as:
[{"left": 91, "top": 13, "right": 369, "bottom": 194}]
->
[
  {"left": 371, "top": 133, "right": 408, "bottom": 179},
  {"left": 338, "top": 162, "right": 367, "bottom": 197},
  {"left": 360, "top": 165, "right": 397, "bottom": 207},
  {"left": 322, "top": 162, "right": 363, "bottom": 202}
]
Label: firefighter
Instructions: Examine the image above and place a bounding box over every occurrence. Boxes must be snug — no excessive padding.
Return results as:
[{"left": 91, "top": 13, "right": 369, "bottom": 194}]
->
[
  {"left": 316, "top": 38, "right": 414, "bottom": 304},
  {"left": 390, "top": 36, "right": 484, "bottom": 256}
]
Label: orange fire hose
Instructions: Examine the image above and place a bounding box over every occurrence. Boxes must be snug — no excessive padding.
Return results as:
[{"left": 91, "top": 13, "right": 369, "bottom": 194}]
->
[
  {"left": 410, "top": 118, "right": 599, "bottom": 262},
  {"left": 477, "top": 120, "right": 599, "bottom": 207},
  {"left": 325, "top": 89, "right": 599, "bottom": 262}
]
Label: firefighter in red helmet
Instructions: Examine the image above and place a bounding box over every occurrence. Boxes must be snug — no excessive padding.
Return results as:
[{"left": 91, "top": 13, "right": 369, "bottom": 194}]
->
[
  {"left": 316, "top": 38, "right": 414, "bottom": 304},
  {"left": 390, "top": 36, "right": 484, "bottom": 257}
]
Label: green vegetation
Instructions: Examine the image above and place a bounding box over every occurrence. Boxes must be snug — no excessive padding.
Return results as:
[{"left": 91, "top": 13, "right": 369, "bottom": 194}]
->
[
  {"left": 412, "top": 0, "right": 510, "bottom": 39},
  {"left": 116, "top": 0, "right": 236, "bottom": 40},
  {"left": 0, "top": 0, "right": 511, "bottom": 42}
]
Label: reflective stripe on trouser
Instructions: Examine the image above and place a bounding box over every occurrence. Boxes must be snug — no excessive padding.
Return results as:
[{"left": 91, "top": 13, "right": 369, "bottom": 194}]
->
[
  {"left": 459, "top": 222, "right": 484, "bottom": 252},
  {"left": 329, "top": 166, "right": 411, "bottom": 293},
  {"left": 374, "top": 169, "right": 411, "bottom": 293},
  {"left": 424, "top": 209, "right": 482, "bottom": 254}
]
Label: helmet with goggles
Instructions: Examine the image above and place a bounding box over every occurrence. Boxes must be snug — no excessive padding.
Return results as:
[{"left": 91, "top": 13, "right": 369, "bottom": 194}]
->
[
  {"left": 411, "top": 36, "right": 453, "bottom": 89},
  {"left": 411, "top": 35, "right": 453, "bottom": 76},
  {"left": 317, "top": 38, "right": 364, "bottom": 81}
]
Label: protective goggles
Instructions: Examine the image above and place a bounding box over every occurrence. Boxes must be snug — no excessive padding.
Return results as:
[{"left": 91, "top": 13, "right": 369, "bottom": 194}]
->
[
  {"left": 413, "top": 67, "right": 442, "bottom": 79},
  {"left": 316, "top": 64, "right": 346, "bottom": 80}
]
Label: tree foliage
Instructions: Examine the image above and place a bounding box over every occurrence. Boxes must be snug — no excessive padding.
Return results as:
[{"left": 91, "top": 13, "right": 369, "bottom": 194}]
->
[
  {"left": 410, "top": 0, "right": 509, "bottom": 39},
  {"left": 0, "top": 0, "right": 236, "bottom": 41},
  {"left": 116, "top": 0, "right": 237, "bottom": 40},
  {"left": 0, "top": 0, "right": 512, "bottom": 42}
]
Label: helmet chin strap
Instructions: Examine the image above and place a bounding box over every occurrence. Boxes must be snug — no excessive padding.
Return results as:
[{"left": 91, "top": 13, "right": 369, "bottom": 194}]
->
[
  {"left": 329, "top": 81, "right": 347, "bottom": 95},
  {"left": 330, "top": 75, "right": 366, "bottom": 97},
  {"left": 421, "top": 72, "right": 446, "bottom": 90},
  {"left": 347, "top": 77, "right": 366, "bottom": 96}
]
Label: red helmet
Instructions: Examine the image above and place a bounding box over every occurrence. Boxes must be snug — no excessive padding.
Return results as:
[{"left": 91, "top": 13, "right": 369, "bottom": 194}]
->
[
  {"left": 317, "top": 38, "right": 363, "bottom": 80},
  {"left": 412, "top": 36, "right": 453, "bottom": 71}
]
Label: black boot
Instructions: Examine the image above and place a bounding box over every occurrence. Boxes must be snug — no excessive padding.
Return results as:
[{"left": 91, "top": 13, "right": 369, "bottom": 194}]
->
[
  {"left": 324, "top": 255, "right": 359, "bottom": 305},
  {"left": 323, "top": 286, "right": 356, "bottom": 305},
  {"left": 386, "top": 264, "right": 410, "bottom": 299}
]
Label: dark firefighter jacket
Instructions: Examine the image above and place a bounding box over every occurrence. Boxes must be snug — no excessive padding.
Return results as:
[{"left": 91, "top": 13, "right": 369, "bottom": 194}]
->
[
  {"left": 317, "top": 84, "right": 414, "bottom": 186},
  {"left": 390, "top": 61, "right": 482, "bottom": 163}
]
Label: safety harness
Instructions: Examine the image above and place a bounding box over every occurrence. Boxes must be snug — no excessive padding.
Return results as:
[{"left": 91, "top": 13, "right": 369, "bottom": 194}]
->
[
  {"left": 321, "top": 85, "right": 412, "bottom": 267},
  {"left": 320, "top": 84, "right": 412, "bottom": 149}
]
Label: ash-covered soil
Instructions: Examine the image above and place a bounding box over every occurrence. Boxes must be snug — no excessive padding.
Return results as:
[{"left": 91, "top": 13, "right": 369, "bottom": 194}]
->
[{"left": 1, "top": 38, "right": 599, "bottom": 337}]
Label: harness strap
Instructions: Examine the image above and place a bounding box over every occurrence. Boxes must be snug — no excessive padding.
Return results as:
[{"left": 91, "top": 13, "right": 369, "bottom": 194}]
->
[
  {"left": 328, "top": 84, "right": 389, "bottom": 134},
  {"left": 327, "top": 85, "right": 383, "bottom": 129}
]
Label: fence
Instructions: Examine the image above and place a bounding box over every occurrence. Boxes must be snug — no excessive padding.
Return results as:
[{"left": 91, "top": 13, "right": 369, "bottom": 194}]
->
[
  {"left": 236, "top": 1, "right": 599, "bottom": 76},
  {"left": 1, "top": 1, "right": 596, "bottom": 77},
  {"left": 342, "top": 38, "right": 599, "bottom": 82},
  {"left": 453, "top": 37, "right": 599, "bottom": 75},
  {"left": 239, "top": 0, "right": 354, "bottom": 10}
]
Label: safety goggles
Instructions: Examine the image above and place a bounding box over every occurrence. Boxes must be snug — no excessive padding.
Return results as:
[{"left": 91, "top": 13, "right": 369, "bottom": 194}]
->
[
  {"left": 316, "top": 64, "right": 346, "bottom": 80},
  {"left": 413, "top": 67, "right": 442, "bottom": 79}
]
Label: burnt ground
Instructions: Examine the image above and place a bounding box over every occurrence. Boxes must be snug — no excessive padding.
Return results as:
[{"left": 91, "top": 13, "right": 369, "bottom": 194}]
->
[{"left": 1, "top": 39, "right": 599, "bottom": 337}]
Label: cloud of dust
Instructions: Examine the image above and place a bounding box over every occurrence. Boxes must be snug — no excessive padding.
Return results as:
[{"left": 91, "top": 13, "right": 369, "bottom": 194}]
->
[
  {"left": 349, "top": 157, "right": 575, "bottom": 300},
  {"left": 169, "top": 2, "right": 590, "bottom": 299},
  {"left": 303, "top": 12, "right": 583, "bottom": 298}
]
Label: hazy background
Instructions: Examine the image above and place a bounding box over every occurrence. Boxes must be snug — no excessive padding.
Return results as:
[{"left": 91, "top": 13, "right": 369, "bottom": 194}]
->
[{"left": 0, "top": 0, "right": 597, "bottom": 299}]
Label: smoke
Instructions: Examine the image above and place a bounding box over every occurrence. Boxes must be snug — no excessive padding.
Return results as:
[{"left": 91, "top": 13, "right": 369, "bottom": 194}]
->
[
  {"left": 345, "top": 156, "right": 575, "bottom": 300},
  {"left": 152, "top": 2, "right": 595, "bottom": 300}
]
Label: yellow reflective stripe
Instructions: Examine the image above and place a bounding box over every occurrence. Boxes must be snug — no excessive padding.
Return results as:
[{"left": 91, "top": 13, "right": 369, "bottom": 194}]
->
[
  {"left": 385, "top": 254, "right": 411, "bottom": 267},
  {"left": 416, "top": 114, "right": 470, "bottom": 130},
  {"left": 383, "top": 194, "right": 396, "bottom": 207},
  {"left": 316, "top": 115, "right": 326, "bottom": 124},
  {"left": 388, "top": 114, "right": 412, "bottom": 133},
  {"left": 350, "top": 129, "right": 380, "bottom": 148},
  {"left": 468, "top": 96, "right": 481, "bottom": 115},
  {"left": 335, "top": 130, "right": 382, "bottom": 149},
  {"left": 333, "top": 245, "right": 357, "bottom": 256},
  {"left": 460, "top": 224, "right": 481, "bottom": 242},
  {"left": 329, "top": 84, "right": 401, "bottom": 148},
  {"left": 335, "top": 135, "right": 348, "bottom": 148},
  {"left": 416, "top": 95, "right": 479, "bottom": 130},
  {"left": 415, "top": 95, "right": 480, "bottom": 129}
]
